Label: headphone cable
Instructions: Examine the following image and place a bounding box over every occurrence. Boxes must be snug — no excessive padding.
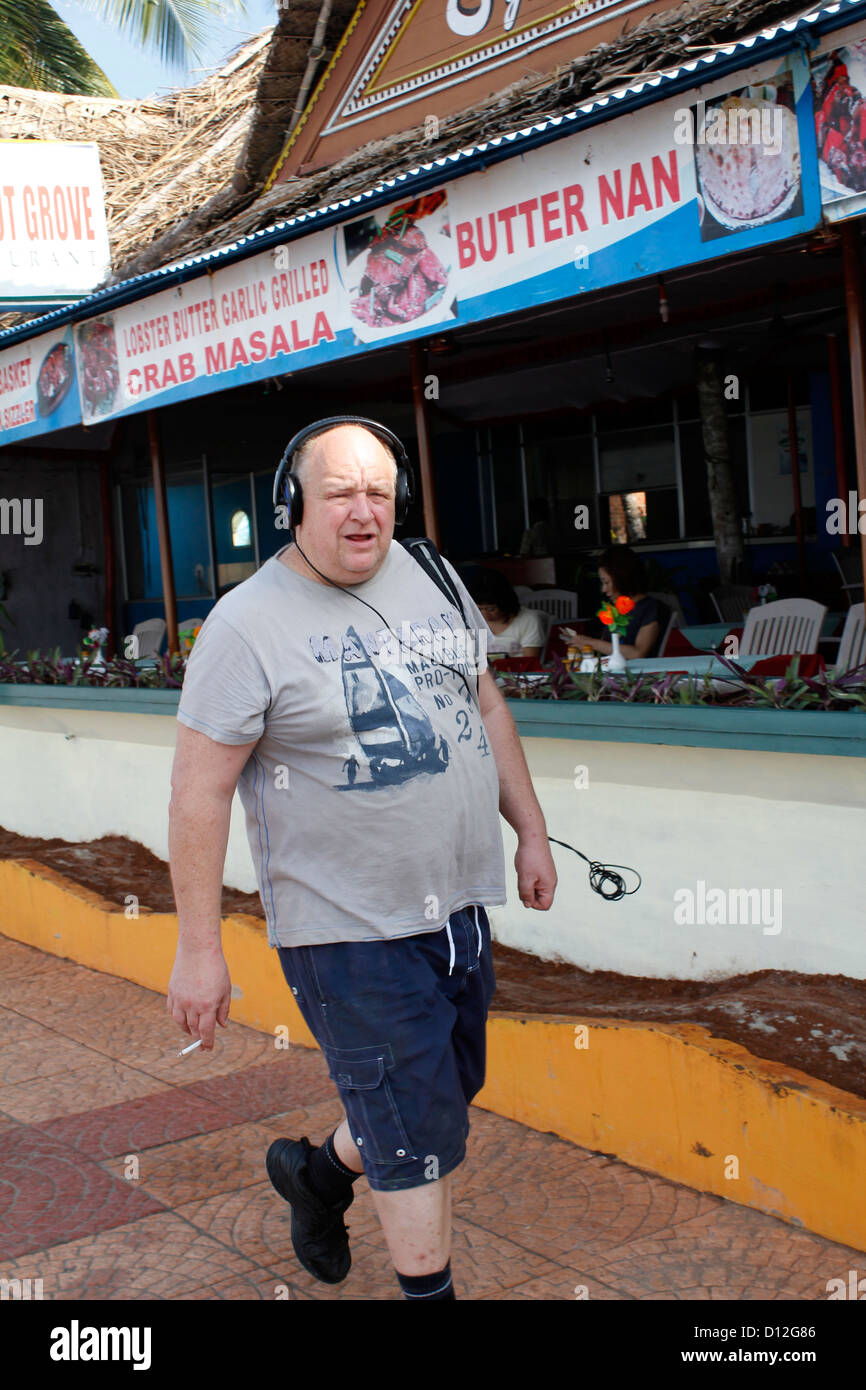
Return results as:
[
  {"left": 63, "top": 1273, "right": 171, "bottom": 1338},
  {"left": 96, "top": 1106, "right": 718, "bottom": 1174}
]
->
[
  {"left": 547, "top": 836, "right": 641, "bottom": 902},
  {"left": 292, "top": 538, "right": 481, "bottom": 707}
]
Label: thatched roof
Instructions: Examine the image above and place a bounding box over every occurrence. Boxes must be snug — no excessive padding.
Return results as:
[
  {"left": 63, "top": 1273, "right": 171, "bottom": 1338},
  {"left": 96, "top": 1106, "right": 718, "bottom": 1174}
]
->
[
  {"left": 0, "top": 28, "right": 270, "bottom": 330},
  {"left": 114, "top": 0, "right": 820, "bottom": 280},
  {"left": 107, "top": 0, "right": 360, "bottom": 275},
  {"left": 0, "top": 0, "right": 357, "bottom": 326}
]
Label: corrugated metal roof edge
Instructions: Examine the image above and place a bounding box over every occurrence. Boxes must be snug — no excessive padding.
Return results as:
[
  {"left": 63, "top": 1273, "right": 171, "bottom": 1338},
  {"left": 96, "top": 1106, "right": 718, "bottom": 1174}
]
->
[{"left": 1, "top": 0, "right": 863, "bottom": 349}]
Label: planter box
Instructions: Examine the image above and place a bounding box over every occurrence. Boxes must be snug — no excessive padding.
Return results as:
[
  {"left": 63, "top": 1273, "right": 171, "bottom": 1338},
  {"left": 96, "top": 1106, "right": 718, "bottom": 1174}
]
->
[
  {"left": 0, "top": 685, "right": 181, "bottom": 717},
  {"left": 506, "top": 698, "right": 866, "bottom": 757},
  {"left": 1, "top": 684, "right": 863, "bottom": 755}
]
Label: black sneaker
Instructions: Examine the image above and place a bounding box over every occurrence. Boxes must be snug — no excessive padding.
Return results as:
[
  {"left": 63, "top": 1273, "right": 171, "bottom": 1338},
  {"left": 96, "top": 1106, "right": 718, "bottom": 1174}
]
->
[{"left": 266, "top": 1136, "right": 354, "bottom": 1284}]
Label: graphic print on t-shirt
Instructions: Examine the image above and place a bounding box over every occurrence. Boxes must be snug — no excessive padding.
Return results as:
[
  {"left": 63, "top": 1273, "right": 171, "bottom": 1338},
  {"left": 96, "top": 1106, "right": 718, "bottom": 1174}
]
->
[{"left": 337, "top": 623, "right": 450, "bottom": 787}]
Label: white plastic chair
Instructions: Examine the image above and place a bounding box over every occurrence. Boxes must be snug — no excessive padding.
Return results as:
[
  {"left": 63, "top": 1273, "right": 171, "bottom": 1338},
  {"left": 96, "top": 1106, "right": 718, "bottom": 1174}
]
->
[
  {"left": 832, "top": 551, "right": 864, "bottom": 606},
  {"left": 648, "top": 590, "right": 686, "bottom": 628},
  {"left": 513, "top": 586, "right": 534, "bottom": 602},
  {"left": 132, "top": 618, "right": 166, "bottom": 658},
  {"left": 709, "top": 584, "right": 753, "bottom": 623},
  {"left": 740, "top": 599, "right": 827, "bottom": 657},
  {"left": 655, "top": 605, "right": 681, "bottom": 659},
  {"left": 524, "top": 589, "right": 578, "bottom": 622},
  {"left": 834, "top": 603, "right": 866, "bottom": 673}
]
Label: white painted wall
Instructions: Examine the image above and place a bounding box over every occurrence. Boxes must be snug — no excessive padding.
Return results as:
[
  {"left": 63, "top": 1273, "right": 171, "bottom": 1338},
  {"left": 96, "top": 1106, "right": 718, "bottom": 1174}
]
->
[
  {"left": 1, "top": 704, "right": 864, "bottom": 980},
  {"left": 0, "top": 705, "right": 256, "bottom": 897},
  {"left": 500, "top": 736, "right": 866, "bottom": 980}
]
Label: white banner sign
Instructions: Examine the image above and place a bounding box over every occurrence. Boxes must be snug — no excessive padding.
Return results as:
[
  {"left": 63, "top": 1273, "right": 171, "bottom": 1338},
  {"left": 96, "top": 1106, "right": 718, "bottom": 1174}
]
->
[
  {"left": 0, "top": 45, "right": 823, "bottom": 444},
  {"left": 0, "top": 141, "right": 111, "bottom": 305}
]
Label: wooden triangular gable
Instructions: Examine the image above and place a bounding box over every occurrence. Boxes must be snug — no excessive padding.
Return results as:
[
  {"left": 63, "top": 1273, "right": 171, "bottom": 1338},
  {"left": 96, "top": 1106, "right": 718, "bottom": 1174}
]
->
[{"left": 268, "top": 0, "right": 685, "bottom": 183}]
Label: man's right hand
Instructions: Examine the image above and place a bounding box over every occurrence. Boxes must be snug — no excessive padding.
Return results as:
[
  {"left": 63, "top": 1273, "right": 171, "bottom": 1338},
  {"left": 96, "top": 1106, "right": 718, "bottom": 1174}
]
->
[{"left": 167, "top": 941, "right": 232, "bottom": 1051}]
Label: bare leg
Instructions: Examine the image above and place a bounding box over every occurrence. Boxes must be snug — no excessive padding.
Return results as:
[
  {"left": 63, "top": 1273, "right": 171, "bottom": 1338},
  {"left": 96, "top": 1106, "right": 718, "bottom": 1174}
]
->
[
  {"left": 369, "top": 1171, "right": 452, "bottom": 1276},
  {"left": 333, "top": 1116, "right": 366, "bottom": 1174},
  {"left": 334, "top": 1117, "right": 453, "bottom": 1278}
]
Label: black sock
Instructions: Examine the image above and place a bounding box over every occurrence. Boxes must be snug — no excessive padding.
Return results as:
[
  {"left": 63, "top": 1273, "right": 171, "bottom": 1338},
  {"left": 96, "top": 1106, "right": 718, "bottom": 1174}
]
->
[
  {"left": 396, "top": 1262, "right": 456, "bottom": 1300},
  {"left": 306, "top": 1130, "right": 362, "bottom": 1204}
]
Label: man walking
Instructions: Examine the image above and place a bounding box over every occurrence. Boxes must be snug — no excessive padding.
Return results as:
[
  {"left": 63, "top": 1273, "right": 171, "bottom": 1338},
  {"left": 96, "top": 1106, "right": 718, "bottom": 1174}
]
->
[{"left": 167, "top": 419, "right": 557, "bottom": 1300}]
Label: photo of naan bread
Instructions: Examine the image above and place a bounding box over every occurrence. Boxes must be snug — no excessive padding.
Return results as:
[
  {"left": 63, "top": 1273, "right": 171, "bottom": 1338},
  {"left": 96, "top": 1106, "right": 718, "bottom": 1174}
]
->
[{"left": 695, "top": 93, "right": 801, "bottom": 230}]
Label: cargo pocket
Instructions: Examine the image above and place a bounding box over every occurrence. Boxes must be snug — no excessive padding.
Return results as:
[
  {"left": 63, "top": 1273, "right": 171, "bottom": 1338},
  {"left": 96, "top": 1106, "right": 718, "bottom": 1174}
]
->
[{"left": 323, "top": 1043, "right": 416, "bottom": 1167}]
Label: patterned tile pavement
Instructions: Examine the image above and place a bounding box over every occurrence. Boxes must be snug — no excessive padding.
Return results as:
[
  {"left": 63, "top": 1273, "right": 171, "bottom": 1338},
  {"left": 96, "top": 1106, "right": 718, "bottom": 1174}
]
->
[{"left": 1, "top": 933, "right": 863, "bottom": 1301}]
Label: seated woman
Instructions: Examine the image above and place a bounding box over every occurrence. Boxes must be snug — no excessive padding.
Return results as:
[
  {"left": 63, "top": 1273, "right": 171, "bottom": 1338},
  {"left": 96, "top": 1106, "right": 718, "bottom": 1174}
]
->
[
  {"left": 467, "top": 568, "right": 546, "bottom": 660},
  {"left": 580, "top": 545, "right": 662, "bottom": 660}
]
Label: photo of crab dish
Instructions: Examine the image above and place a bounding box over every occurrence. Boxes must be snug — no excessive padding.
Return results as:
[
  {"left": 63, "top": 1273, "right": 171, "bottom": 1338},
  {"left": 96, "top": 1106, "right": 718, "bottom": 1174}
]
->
[
  {"left": 813, "top": 43, "right": 866, "bottom": 199},
  {"left": 36, "top": 340, "right": 75, "bottom": 417},
  {"left": 76, "top": 317, "right": 120, "bottom": 420},
  {"left": 340, "top": 190, "right": 455, "bottom": 344}
]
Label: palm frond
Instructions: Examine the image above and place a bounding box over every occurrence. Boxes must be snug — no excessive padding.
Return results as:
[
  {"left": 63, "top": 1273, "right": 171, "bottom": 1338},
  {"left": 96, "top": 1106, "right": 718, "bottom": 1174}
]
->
[
  {"left": 0, "top": 0, "right": 117, "bottom": 95},
  {"left": 85, "top": 0, "right": 250, "bottom": 70}
]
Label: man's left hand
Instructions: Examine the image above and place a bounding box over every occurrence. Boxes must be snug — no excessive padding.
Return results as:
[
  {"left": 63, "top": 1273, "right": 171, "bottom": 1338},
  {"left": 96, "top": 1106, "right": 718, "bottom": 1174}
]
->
[{"left": 515, "top": 837, "right": 557, "bottom": 909}]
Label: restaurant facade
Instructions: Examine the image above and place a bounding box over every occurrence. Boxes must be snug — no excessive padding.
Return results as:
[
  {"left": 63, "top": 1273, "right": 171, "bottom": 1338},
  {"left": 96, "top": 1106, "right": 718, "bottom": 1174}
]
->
[{"left": 1, "top": 0, "right": 865, "bottom": 654}]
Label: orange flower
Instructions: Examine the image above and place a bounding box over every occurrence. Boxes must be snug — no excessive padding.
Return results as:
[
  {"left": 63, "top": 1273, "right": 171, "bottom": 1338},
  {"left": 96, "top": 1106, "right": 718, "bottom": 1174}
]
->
[
  {"left": 615, "top": 595, "right": 635, "bottom": 615},
  {"left": 598, "top": 608, "right": 614, "bottom": 626}
]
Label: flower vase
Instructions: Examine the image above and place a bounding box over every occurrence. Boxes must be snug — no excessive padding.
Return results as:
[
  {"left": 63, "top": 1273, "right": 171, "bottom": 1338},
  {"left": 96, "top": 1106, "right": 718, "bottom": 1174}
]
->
[{"left": 608, "top": 631, "right": 627, "bottom": 673}]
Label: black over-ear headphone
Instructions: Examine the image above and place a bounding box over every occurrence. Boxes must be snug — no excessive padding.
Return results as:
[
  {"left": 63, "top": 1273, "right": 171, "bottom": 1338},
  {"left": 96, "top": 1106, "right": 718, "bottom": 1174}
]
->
[{"left": 272, "top": 415, "right": 414, "bottom": 528}]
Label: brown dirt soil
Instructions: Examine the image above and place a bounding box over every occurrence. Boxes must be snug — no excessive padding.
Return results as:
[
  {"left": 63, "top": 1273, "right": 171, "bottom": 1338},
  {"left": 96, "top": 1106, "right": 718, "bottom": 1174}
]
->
[{"left": 2, "top": 827, "right": 864, "bottom": 1102}]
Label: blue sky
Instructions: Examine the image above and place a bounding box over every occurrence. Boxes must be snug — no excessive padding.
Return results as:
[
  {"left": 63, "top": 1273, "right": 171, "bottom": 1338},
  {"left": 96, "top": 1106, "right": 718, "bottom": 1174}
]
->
[{"left": 51, "top": 0, "right": 279, "bottom": 98}]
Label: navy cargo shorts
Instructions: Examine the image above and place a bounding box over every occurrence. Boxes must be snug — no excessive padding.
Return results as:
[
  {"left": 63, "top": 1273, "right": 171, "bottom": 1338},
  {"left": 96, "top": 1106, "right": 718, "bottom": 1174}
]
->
[{"left": 275, "top": 905, "right": 496, "bottom": 1191}]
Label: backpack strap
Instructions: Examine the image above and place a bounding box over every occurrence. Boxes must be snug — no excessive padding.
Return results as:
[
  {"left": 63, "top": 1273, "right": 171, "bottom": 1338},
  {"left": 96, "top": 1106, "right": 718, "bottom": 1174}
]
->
[
  {"left": 401, "top": 535, "right": 482, "bottom": 709},
  {"left": 400, "top": 536, "right": 468, "bottom": 624}
]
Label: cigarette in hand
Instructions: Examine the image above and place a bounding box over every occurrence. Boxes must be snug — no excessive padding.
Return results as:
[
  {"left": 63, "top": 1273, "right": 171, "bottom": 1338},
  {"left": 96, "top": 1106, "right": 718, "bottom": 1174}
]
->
[{"left": 177, "top": 1038, "right": 204, "bottom": 1057}]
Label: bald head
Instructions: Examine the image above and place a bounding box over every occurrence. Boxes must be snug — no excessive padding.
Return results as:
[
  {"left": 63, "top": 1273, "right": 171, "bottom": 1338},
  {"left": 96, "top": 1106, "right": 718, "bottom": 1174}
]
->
[{"left": 293, "top": 423, "right": 397, "bottom": 491}]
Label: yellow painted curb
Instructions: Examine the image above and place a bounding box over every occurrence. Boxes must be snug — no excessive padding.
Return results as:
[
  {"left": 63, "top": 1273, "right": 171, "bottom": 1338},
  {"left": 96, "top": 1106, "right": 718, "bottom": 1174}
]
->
[
  {"left": 2, "top": 858, "right": 865, "bottom": 1253},
  {"left": 0, "top": 859, "right": 318, "bottom": 1050},
  {"left": 476, "top": 1015, "right": 866, "bottom": 1253}
]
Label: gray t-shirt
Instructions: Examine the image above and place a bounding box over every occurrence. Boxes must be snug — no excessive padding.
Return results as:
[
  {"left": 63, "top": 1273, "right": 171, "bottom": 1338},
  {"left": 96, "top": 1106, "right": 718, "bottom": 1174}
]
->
[{"left": 177, "top": 541, "right": 507, "bottom": 947}]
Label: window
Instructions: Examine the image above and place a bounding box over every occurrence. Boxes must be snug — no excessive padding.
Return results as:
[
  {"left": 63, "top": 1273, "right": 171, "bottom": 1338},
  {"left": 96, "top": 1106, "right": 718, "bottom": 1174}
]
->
[
  {"left": 598, "top": 423, "right": 679, "bottom": 542},
  {"left": 521, "top": 416, "right": 595, "bottom": 550},
  {"left": 231, "top": 509, "right": 251, "bottom": 548},
  {"left": 598, "top": 425, "right": 676, "bottom": 492},
  {"left": 607, "top": 491, "right": 647, "bottom": 544},
  {"left": 213, "top": 477, "right": 255, "bottom": 591},
  {"left": 490, "top": 424, "right": 524, "bottom": 553},
  {"left": 747, "top": 407, "right": 814, "bottom": 534},
  {"left": 470, "top": 371, "right": 814, "bottom": 560}
]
